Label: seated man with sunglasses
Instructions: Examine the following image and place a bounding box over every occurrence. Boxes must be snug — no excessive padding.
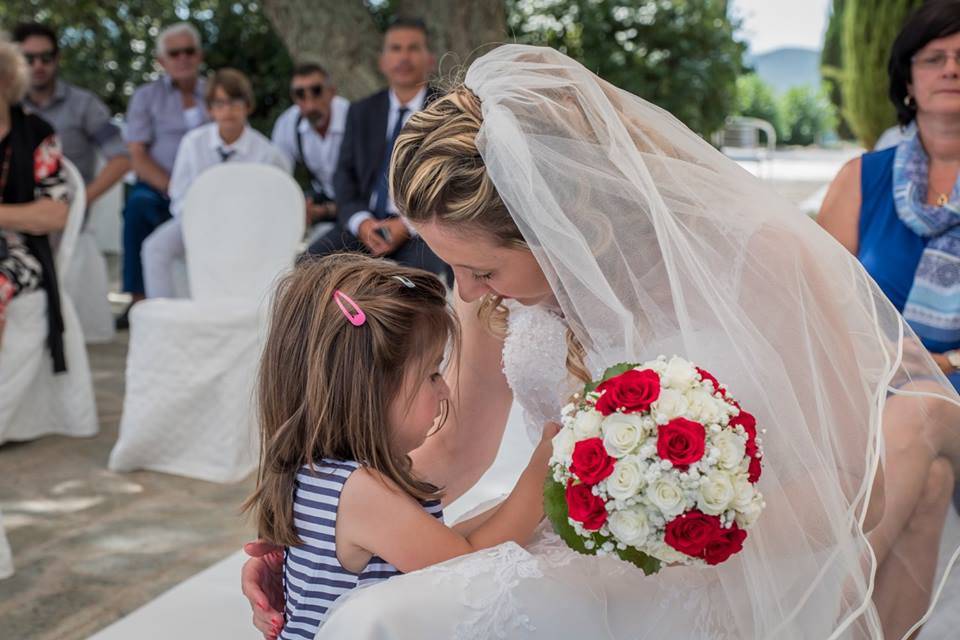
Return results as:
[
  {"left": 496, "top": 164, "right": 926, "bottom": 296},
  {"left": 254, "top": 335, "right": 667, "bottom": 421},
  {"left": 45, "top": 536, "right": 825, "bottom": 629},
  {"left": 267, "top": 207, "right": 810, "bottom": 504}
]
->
[
  {"left": 118, "top": 22, "right": 209, "bottom": 328},
  {"left": 14, "top": 22, "right": 130, "bottom": 210},
  {"left": 271, "top": 63, "right": 349, "bottom": 228}
]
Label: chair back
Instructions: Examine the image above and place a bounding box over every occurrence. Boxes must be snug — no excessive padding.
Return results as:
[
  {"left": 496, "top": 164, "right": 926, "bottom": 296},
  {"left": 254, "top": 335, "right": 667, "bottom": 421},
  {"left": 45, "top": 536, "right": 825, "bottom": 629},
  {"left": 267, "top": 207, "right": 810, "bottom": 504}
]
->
[
  {"left": 181, "top": 164, "right": 305, "bottom": 302},
  {"left": 56, "top": 158, "right": 88, "bottom": 274}
]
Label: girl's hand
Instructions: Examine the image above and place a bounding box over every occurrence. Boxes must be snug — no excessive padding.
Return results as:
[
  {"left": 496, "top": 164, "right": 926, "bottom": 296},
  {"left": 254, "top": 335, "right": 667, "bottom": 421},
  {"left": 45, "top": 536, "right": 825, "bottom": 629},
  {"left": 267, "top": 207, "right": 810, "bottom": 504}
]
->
[{"left": 241, "top": 541, "right": 286, "bottom": 639}]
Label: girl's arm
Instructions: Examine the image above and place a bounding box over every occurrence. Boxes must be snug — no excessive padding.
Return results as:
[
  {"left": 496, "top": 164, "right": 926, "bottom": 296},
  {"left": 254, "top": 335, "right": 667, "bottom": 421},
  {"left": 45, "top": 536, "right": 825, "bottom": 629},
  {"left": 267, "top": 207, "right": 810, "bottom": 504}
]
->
[
  {"left": 409, "top": 289, "right": 514, "bottom": 504},
  {"left": 339, "top": 425, "right": 556, "bottom": 574}
]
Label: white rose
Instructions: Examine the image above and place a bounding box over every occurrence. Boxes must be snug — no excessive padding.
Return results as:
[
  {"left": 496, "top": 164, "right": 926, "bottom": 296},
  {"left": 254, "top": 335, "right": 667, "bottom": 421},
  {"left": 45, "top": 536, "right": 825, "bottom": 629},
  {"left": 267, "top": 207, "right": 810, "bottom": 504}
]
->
[
  {"left": 652, "top": 388, "right": 689, "bottom": 421},
  {"left": 602, "top": 413, "right": 646, "bottom": 457},
  {"left": 607, "top": 506, "right": 650, "bottom": 545},
  {"left": 550, "top": 427, "right": 577, "bottom": 466},
  {"left": 572, "top": 409, "right": 604, "bottom": 439},
  {"left": 735, "top": 493, "right": 764, "bottom": 527},
  {"left": 663, "top": 356, "right": 698, "bottom": 391},
  {"left": 712, "top": 429, "right": 747, "bottom": 470},
  {"left": 688, "top": 388, "right": 725, "bottom": 424},
  {"left": 648, "top": 540, "right": 690, "bottom": 564},
  {"left": 697, "top": 470, "right": 735, "bottom": 515},
  {"left": 646, "top": 476, "right": 687, "bottom": 519},
  {"left": 731, "top": 473, "right": 755, "bottom": 511},
  {"left": 606, "top": 456, "right": 645, "bottom": 501}
]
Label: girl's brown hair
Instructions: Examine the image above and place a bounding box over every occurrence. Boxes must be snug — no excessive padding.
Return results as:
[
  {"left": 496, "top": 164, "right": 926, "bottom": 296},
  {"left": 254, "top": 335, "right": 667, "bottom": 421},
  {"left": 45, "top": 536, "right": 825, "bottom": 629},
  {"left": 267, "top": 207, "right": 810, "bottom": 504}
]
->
[
  {"left": 390, "top": 86, "right": 591, "bottom": 384},
  {"left": 243, "top": 253, "right": 459, "bottom": 546}
]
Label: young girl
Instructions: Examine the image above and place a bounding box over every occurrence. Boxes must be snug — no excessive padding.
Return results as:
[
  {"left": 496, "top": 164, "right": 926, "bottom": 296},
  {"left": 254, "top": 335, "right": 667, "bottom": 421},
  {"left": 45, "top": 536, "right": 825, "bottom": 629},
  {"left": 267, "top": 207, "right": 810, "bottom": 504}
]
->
[{"left": 244, "top": 253, "right": 556, "bottom": 640}]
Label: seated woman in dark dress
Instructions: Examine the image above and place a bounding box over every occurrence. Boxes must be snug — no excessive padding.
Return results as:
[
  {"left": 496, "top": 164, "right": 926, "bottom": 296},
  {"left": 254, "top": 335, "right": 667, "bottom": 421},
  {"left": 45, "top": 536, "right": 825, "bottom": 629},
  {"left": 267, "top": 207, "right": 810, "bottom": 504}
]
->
[{"left": 0, "top": 38, "right": 68, "bottom": 365}]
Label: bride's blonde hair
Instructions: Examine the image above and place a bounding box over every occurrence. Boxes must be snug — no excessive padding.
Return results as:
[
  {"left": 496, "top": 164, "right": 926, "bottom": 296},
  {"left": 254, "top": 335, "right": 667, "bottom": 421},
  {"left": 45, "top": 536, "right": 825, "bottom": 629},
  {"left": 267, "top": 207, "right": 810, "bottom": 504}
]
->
[{"left": 391, "top": 86, "right": 590, "bottom": 384}]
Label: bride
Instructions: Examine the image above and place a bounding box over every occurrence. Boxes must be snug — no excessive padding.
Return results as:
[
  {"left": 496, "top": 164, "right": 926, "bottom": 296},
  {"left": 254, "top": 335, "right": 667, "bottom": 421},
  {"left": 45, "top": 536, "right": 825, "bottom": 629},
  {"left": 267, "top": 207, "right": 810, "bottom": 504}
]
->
[{"left": 243, "top": 44, "right": 960, "bottom": 639}]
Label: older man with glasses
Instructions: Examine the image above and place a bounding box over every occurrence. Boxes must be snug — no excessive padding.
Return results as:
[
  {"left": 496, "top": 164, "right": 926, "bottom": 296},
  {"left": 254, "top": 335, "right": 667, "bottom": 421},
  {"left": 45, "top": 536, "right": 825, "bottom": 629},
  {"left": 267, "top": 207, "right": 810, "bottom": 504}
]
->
[
  {"left": 118, "top": 21, "right": 209, "bottom": 328},
  {"left": 13, "top": 22, "right": 130, "bottom": 208},
  {"left": 271, "top": 63, "right": 349, "bottom": 227}
]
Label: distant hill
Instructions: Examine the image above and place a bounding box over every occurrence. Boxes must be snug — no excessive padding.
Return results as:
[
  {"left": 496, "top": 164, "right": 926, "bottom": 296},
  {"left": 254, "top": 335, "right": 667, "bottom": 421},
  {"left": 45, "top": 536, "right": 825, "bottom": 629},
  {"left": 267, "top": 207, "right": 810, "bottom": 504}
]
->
[{"left": 744, "top": 48, "right": 821, "bottom": 95}]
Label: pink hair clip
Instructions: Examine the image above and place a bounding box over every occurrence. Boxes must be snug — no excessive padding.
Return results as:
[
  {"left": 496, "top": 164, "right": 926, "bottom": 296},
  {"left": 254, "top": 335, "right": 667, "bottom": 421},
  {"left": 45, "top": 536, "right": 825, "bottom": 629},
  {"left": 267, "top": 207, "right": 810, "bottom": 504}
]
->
[{"left": 333, "top": 290, "right": 366, "bottom": 326}]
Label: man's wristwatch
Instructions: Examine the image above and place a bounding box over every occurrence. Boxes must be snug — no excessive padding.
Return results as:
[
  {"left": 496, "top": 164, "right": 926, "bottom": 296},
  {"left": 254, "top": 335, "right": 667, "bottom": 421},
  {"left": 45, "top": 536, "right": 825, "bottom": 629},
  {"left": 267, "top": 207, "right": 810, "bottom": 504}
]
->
[{"left": 946, "top": 349, "right": 960, "bottom": 372}]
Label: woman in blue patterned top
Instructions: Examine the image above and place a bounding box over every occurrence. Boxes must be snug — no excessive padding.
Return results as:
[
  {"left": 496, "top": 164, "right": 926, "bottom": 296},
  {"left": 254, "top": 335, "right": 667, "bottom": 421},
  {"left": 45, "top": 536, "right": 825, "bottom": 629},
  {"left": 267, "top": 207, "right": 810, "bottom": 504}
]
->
[
  {"left": 820, "top": 0, "right": 960, "bottom": 390},
  {"left": 244, "top": 254, "right": 557, "bottom": 640}
]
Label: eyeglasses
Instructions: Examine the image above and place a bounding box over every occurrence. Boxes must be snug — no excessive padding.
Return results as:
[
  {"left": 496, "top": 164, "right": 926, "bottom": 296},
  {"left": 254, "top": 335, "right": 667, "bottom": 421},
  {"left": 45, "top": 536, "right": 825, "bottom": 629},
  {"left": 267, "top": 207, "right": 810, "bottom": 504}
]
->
[
  {"left": 166, "top": 46, "right": 198, "bottom": 59},
  {"left": 292, "top": 84, "right": 325, "bottom": 100},
  {"left": 912, "top": 51, "right": 960, "bottom": 70},
  {"left": 24, "top": 51, "right": 55, "bottom": 65},
  {"left": 209, "top": 97, "right": 248, "bottom": 110}
]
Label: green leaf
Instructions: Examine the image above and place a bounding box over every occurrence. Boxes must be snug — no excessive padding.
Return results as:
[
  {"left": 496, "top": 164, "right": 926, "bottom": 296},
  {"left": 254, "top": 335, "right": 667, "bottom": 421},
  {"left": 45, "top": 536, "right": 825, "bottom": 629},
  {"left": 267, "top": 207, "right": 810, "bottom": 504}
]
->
[
  {"left": 543, "top": 477, "right": 662, "bottom": 574},
  {"left": 616, "top": 544, "right": 662, "bottom": 576},
  {"left": 600, "top": 362, "right": 638, "bottom": 382}
]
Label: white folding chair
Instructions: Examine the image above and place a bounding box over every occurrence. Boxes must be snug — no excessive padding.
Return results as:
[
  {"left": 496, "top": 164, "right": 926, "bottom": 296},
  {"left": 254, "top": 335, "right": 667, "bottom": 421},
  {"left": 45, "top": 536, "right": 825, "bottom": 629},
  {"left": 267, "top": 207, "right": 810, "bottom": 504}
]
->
[
  {"left": 109, "top": 164, "right": 304, "bottom": 483},
  {"left": 64, "top": 154, "right": 122, "bottom": 343},
  {"left": 0, "top": 158, "right": 98, "bottom": 444}
]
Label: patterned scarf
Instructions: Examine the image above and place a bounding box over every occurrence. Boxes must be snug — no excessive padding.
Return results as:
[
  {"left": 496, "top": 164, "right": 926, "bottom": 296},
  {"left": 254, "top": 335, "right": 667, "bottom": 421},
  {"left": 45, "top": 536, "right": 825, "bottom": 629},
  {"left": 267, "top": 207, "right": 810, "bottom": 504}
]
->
[{"left": 893, "top": 130, "right": 960, "bottom": 350}]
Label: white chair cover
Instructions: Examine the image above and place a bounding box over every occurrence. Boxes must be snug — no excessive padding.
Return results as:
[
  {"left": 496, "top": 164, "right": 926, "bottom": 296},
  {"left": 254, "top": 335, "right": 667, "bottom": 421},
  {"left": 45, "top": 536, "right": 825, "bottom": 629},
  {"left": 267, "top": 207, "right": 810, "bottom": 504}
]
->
[
  {"left": 0, "top": 508, "right": 12, "bottom": 580},
  {"left": 87, "top": 168, "right": 123, "bottom": 254},
  {"left": 63, "top": 229, "right": 115, "bottom": 344},
  {"left": 109, "top": 164, "right": 304, "bottom": 483},
  {"left": 0, "top": 158, "right": 97, "bottom": 444}
]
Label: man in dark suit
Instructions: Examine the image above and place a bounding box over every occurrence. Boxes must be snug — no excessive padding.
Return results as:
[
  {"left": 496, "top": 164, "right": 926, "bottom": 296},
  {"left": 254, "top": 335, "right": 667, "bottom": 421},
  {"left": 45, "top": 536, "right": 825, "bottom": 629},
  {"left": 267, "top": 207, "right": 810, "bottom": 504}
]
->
[{"left": 306, "top": 17, "right": 449, "bottom": 282}]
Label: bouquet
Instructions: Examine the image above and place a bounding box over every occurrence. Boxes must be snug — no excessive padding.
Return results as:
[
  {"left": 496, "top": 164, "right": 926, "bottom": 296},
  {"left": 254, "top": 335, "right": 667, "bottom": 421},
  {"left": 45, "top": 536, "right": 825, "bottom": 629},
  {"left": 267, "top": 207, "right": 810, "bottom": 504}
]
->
[{"left": 544, "top": 356, "right": 765, "bottom": 574}]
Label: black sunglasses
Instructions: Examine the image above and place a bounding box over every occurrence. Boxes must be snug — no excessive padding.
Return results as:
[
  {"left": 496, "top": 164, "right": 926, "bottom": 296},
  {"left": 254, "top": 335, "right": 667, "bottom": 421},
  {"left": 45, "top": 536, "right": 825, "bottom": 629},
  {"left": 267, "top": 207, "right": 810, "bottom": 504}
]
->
[
  {"left": 24, "top": 51, "right": 56, "bottom": 65},
  {"left": 167, "top": 46, "right": 198, "bottom": 59},
  {"left": 292, "top": 84, "right": 325, "bottom": 100}
]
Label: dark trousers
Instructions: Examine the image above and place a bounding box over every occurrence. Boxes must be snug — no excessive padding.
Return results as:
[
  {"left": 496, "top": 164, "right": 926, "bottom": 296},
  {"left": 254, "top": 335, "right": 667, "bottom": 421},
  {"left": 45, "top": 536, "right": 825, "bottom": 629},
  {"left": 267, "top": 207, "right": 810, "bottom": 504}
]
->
[
  {"left": 306, "top": 224, "right": 452, "bottom": 287},
  {"left": 122, "top": 181, "right": 171, "bottom": 295}
]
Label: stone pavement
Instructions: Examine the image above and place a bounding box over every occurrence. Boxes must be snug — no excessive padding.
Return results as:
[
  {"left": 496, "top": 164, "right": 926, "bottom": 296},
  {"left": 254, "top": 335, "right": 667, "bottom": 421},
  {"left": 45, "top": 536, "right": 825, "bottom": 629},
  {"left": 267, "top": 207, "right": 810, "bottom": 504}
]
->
[{"left": 0, "top": 333, "right": 256, "bottom": 640}]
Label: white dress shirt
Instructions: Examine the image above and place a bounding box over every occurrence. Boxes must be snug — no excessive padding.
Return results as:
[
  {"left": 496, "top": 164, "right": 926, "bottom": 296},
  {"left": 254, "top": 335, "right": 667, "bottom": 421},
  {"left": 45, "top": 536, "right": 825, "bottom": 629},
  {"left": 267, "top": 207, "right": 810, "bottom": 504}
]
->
[
  {"left": 168, "top": 123, "right": 292, "bottom": 217},
  {"left": 271, "top": 95, "right": 349, "bottom": 199},
  {"left": 347, "top": 86, "right": 428, "bottom": 237}
]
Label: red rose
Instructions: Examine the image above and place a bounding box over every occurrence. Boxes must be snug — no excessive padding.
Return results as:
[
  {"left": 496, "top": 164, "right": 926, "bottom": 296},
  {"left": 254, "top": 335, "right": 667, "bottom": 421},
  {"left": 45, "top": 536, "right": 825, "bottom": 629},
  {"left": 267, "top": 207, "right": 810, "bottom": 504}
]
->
[
  {"left": 729, "top": 411, "right": 758, "bottom": 456},
  {"left": 703, "top": 524, "right": 748, "bottom": 565},
  {"left": 657, "top": 418, "right": 706, "bottom": 470},
  {"left": 570, "top": 438, "right": 615, "bottom": 484},
  {"left": 748, "top": 453, "right": 762, "bottom": 483},
  {"left": 594, "top": 369, "right": 661, "bottom": 416},
  {"left": 565, "top": 481, "right": 608, "bottom": 530},
  {"left": 696, "top": 367, "right": 720, "bottom": 393},
  {"left": 664, "top": 510, "right": 721, "bottom": 558}
]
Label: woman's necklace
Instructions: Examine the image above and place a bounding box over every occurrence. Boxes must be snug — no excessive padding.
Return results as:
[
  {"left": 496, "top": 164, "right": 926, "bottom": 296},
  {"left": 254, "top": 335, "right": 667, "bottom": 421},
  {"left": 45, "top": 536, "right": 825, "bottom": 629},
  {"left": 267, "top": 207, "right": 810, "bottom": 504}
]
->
[{"left": 937, "top": 192, "right": 950, "bottom": 207}]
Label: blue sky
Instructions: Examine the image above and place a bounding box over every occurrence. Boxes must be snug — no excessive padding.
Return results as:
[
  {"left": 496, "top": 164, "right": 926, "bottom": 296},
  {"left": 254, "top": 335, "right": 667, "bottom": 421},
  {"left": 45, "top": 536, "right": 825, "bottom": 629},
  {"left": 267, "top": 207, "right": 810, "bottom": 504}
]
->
[{"left": 730, "top": 0, "right": 832, "bottom": 55}]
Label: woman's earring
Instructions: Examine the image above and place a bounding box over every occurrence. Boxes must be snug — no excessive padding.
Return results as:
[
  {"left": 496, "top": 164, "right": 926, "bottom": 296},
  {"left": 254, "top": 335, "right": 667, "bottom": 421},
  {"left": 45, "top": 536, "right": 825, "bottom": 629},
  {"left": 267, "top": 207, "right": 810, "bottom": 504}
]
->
[{"left": 904, "top": 95, "right": 915, "bottom": 108}]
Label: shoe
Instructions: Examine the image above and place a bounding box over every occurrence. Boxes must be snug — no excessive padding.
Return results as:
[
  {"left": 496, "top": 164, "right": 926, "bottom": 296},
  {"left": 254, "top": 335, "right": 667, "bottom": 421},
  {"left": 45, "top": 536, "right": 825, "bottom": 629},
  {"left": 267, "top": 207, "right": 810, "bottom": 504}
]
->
[{"left": 115, "top": 303, "right": 132, "bottom": 331}]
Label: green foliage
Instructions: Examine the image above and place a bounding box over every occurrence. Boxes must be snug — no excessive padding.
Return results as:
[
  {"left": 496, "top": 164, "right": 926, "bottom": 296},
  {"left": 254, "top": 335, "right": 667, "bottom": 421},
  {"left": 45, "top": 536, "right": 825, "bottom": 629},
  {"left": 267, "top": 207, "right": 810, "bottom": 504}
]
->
[
  {"left": 779, "top": 84, "right": 837, "bottom": 146},
  {"left": 1, "top": 1, "right": 293, "bottom": 134},
  {"left": 543, "top": 476, "right": 661, "bottom": 575},
  {"left": 820, "top": 0, "right": 854, "bottom": 139},
  {"left": 841, "top": 0, "right": 921, "bottom": 149},
  {"left": 507, "top": 0, "right": 746, "bottom": 137},
  {"left": 734, "top": 73, "right": 784, "bottom": 141}
]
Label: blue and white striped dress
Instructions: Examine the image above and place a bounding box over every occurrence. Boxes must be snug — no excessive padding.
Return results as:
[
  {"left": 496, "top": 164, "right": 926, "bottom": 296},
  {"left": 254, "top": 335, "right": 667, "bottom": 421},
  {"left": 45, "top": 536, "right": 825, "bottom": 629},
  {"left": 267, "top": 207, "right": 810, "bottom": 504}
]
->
[{"left": 280, "top": 459, "right": 443, "bottom": 639}]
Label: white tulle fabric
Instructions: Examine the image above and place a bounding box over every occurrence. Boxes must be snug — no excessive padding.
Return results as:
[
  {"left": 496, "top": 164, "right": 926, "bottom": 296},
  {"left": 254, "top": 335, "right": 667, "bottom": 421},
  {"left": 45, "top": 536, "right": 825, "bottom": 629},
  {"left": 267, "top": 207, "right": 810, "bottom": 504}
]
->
[{"left": 317, "top": 44, "right": 960, "bottom": 639}]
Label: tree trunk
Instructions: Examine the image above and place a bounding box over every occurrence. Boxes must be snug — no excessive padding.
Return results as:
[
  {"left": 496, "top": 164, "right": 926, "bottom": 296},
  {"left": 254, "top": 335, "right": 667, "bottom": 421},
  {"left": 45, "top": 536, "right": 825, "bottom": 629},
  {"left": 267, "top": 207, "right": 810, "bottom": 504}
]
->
[
  {"left": 396, "top": 0, "right": 508, "bottom": 72},
  {"left": 261, "top": 0, "right": 383, "bottom": 100},
  {"left": 263, "top": 0, "right": 508, "bottom": 99}
]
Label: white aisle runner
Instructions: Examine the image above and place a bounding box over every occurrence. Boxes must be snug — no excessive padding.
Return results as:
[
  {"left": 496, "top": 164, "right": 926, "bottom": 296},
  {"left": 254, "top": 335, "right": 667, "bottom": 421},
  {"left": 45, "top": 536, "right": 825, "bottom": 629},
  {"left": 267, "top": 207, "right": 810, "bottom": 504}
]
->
[{"left": 87, "top": 401, "right": 960, "bottom": 639}]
